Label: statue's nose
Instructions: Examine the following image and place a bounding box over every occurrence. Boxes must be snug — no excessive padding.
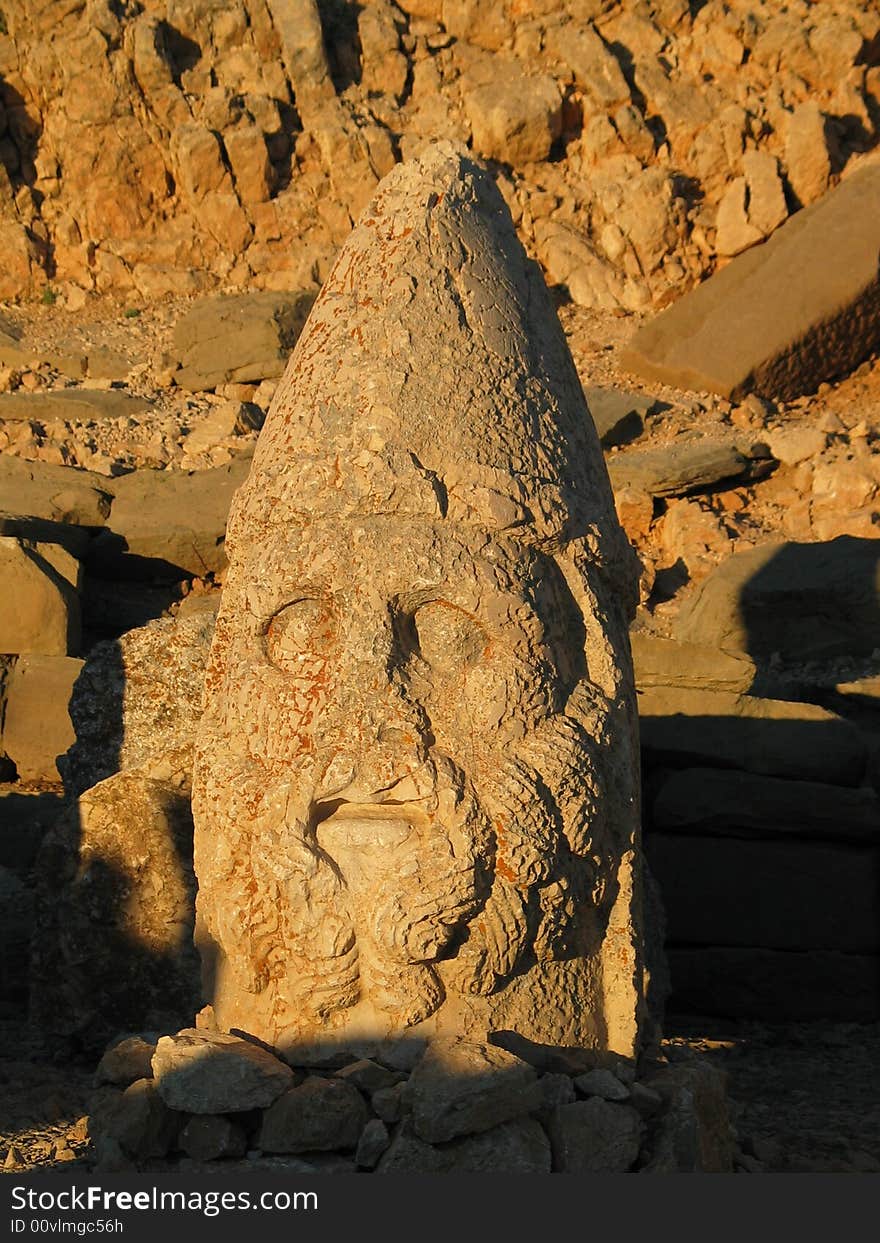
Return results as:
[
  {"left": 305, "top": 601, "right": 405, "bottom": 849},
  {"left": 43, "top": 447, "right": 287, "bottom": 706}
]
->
[{"left": 312, "top": 666, "right": 428, "bottom": 802}]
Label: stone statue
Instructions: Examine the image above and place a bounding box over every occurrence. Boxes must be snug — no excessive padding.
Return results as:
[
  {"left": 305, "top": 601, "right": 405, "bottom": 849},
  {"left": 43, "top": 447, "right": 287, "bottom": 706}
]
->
[{"left": 192, "top": 143, "right": 645, "bottom": 1061}]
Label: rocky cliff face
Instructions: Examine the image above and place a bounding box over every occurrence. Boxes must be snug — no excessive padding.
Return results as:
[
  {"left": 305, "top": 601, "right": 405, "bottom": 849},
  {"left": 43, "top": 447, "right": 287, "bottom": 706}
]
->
[{"left": 0, "top": 0, "right": 877, "bottom": 304}]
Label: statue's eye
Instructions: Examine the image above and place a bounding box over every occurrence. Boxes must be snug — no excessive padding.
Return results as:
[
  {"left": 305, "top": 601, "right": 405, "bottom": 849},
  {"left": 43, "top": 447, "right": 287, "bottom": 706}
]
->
[
  {"left": 266, "top": 598, "right": 334, "bottom": 671},
  {"left": 413, "top": 600, "right": 488, "bottom": 673}
]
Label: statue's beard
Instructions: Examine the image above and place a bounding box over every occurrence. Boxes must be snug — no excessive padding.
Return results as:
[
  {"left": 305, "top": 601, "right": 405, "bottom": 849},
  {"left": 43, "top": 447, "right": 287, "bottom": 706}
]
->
[{"left": 198, "top": 681, "right": 616, "bottom": 1036}]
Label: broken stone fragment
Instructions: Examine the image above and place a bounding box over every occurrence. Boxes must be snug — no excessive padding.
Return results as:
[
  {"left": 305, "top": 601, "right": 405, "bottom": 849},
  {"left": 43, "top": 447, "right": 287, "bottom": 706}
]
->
[{"left": 2, "top": 655, "right": 83, "bottom": 783}]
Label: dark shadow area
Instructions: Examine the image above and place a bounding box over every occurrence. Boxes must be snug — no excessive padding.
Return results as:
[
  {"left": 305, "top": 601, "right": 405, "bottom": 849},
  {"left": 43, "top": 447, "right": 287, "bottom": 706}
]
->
[
  {"left": 317, "top": 0, "right": 363, "bottom": 94},
  {"left": 0, "top": 75, "right": 39, "bottom": 188},
  {"left": 159, "top": 22, "right": 202, "bottom": 89},
  {"left": 645, "top": 537, "right": 880, "bottom": 1026}
]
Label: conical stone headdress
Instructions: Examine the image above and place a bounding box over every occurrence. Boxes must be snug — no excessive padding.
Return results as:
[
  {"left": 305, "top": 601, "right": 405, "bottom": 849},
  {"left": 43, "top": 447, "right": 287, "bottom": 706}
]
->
[{"left": 227, "top": 141, "right": 628, "bottom": 569}]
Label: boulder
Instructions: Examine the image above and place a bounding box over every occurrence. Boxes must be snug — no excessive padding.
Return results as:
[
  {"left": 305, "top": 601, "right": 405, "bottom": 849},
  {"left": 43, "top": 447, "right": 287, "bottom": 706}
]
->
[
  {"left": 59, "top": 607, "right": 216, "bottom": 798},
  {"left": 443, "top": 1117, "right": 552, "bottom": 1173},
  {"left": 621, "top": 160, "right": 880, "bottom": 400},
  {"left": 409, "top": 1039, "right": 542, "bottom": 1144},
  {"left": 178, "top": 1115, "right": 248, "bottom": 1161},
  {"left": 87, "top": 456, "right": 252, "bottom": 579},
  {"left": 376, "top": 1117, "right": 552, "bottom": 1174},
  {"left": 0, "top": 538, "right": 81, "bottom": 656},
  {"left": 676, "top": 537, "right": 880, "bottom": 665},
  {"left": 549, "top": 1098, "right": 644, "bottom": 1173},
  {"left": 647, "top": 834, "right": 880, "bottom": 952},
  {"left": 637, "top": 684, "right": 866, "bottom": 786},
  {"left": 257, "top": 1076, "right": 368, "bottom": 1152},
  {"left": 30, "top": 760, "right": 200, "bottom": 1044},
  {"left": 640, "top": 1061, "right": 733, "bottom": 1173},
  {"left": 2, "top": 655, "right": 83, "bottom": 782},
  {"left": 152, "top": 1029, "right": 295, "bottom": 1113},
  {"left": 172, "top": 292, "right": 314, "bottom": 392},
  {"left": 0, "top": 456, "right": 112, "bottom": 529},
  {"left": 463, "top": 69, "right": 562, "bottom": 166},
  {"left": 652, "top": 767, "right": 880, "bottom": 845},
  {"left": 87, "top": 1080, "right": 180, "bottom": 1159},
  {"left": 95, "top": 1036, "right": 157, "bottom": 1087}
]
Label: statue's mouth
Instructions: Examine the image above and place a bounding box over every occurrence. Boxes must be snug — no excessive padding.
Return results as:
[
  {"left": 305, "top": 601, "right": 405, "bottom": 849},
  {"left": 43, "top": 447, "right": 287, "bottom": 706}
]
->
[{"left": 313, "top": 798, "right": 429, "bottom": 853}]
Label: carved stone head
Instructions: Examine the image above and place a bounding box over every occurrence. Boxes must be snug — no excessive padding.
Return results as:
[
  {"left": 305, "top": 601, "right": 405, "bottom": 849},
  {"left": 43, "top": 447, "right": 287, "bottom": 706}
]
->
[{"left": 192, "top": 144, "right": 644, "bottom": 1060}]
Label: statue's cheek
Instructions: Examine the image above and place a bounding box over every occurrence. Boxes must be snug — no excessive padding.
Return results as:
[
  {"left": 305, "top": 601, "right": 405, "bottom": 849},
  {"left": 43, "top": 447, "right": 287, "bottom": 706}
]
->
[{"left": 231, "top": 664, "right": 333, "bottom": 763}]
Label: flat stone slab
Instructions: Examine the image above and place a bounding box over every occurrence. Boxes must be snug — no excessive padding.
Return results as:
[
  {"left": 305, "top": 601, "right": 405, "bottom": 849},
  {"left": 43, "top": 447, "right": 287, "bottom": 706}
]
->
[
  {"left": 0, "top": 389, "right": 152, "bottom": 421},
  {"left": 630, "top": 633, "right": 756, "bottom": 693},
  {"left": 648, "top": 833, "right": 880, "bottom": 952},
  {"left": 621, "top": 160, "right": 880, "bottom": 400},
  {"left": 607, "top": 436, "right": 760, "bottom": 497},
  {"left": 637, "top": 684, "right": 866, "bottom": 786},
  {"left": 677, "top": 536, "right": 880, "bottom": 664},
  {"left": 653, "top": 767, "right": 880, "bottom": 845},
  {"left": 87, "top": 455, "right": 252, "bottom": 579},
  {"left": 172, "top": 291, "right": 314, "bottom": 391},
  {"left": 0, "top": 455, "right": 113, "bottom": 530}
]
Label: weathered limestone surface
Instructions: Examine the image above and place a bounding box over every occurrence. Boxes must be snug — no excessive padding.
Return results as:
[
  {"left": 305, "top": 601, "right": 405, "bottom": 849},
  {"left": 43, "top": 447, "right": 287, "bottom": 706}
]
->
[
  {"left": 59, "top": 609, "right": 217, "bottom": 798},
  {"left": 192, "top": 143, "right": 644, "bottom": 1061},
  {"left": 621, "top": 161, "right": 880, "bottom": 400}
]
